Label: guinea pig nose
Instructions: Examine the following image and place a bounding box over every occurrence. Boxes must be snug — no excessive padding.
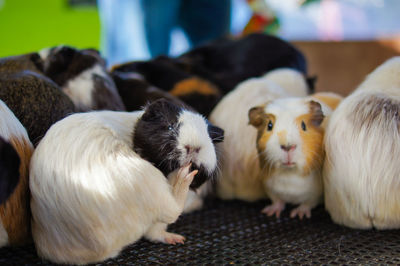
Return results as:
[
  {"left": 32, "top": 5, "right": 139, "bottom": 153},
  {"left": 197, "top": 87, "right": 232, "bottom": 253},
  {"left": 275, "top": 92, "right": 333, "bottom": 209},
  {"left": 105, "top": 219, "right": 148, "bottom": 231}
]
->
[
  {"left": 281, "top": 144, "right": 297, "bottom": 152},
  {"left": 185, "top": 145, "right": 201, "bottom": 154}
]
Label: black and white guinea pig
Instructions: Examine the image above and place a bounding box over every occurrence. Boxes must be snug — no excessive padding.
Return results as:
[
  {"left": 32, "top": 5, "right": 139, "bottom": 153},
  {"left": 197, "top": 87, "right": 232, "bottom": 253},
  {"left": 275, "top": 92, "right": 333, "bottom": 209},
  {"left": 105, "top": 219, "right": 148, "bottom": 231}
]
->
[
  {"left": 0, "top": 68, "right": 76, "bottom": 146},
  {"left": 30, "top": 99, "right": 223, "bottom": 264},
  {"left": 134, "top": 99, "right": 224, "bottom": 189},
  {"left": 111, "top": 56, "right": 221, "bottom": 117},
  {"left": 111, "top": 71, "right": 188, "bottom": 112},
  {"left": 176, "top": 33, "right": 309, "bottom": 93},
  {"left": 0, "top": 99, "right": 34, "bottom": 247},
  {"left": 39, "top": 45, "right": 125, "bottom": 112}
]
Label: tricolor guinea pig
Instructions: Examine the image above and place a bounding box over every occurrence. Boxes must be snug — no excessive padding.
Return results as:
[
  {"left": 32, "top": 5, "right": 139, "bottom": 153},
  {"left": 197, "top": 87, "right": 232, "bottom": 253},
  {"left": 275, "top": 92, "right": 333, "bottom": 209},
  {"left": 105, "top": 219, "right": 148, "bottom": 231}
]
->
[
  {"left": 323, "top": 56, "right": 400, "bottom": 229},
  {"left": 209, "top": 68, "right": 309, "bottom": 202},
  {"left": 0, "top": 99, "right": 34, "bottom": 247},
  {"left": 40, "top": 45, "right": 125, "bottom": 112},
  {"left": 0, "top": 68, "right": 75, "bottom": 146},
  {"left": 111, "top": 56, "right": 221, "bottom": 117},
  {"left": 30, "top": 99, "right": 223, "bottom": 264},
  {"left": 176, "top": 33, "right": 309, "bottom": 93},
  {"left": 249, "top": 92, "right": 342, "bottom": 219}
]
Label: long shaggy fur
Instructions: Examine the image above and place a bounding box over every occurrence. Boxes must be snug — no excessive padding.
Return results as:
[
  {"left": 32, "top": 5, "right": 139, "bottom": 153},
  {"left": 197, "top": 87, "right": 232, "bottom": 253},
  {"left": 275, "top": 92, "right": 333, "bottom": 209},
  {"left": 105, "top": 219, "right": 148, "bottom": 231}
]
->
[
  {"left": 209, "top": 68, "right": 309, "bottom": 201},
  {"left": 323, "top": 56, "right": 400, "bottom": 229}
]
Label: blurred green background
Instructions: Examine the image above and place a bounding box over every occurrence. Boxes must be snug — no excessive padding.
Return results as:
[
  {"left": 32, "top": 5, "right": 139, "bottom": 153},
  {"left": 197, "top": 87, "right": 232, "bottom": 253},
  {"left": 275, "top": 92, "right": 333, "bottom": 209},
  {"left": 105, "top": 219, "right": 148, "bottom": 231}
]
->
[{"left": 0, "top": 0, "right": 100, "bottom": 57}]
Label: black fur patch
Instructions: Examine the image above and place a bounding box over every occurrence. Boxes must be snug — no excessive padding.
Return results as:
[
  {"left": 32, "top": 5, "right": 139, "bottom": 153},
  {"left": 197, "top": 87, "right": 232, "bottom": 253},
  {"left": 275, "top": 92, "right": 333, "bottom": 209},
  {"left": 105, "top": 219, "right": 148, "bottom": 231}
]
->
[
  {"left": 111, "top": 71, "right": 188, "bottom": 111},
  {"left": 91, "top": 74, "right": 125, "bottom": 111},
  {"left": 133, "top": 99, "right": 182, "bottom": 178},
  {"left": 0, "top": 136, "right": 20, "bottom": 205}
]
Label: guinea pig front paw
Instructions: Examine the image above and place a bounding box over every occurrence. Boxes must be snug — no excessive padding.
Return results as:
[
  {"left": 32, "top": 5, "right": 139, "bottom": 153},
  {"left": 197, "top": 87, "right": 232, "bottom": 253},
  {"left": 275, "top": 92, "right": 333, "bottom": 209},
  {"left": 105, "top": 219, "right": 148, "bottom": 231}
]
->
[
  {"left": 289, "top": 204, "right": 312, "bottom": 219},
  {"left": 145, "top": 223, "right": 186, "bottom": 245},
  {"left": 261, "top": 200, "right": 286, "bottom": 218},
  {"left": 170, "top": 163, "right": 198, "bottom": 208},
  {"left": 163, "top": 232, "right": 186, "bottom": 245}
]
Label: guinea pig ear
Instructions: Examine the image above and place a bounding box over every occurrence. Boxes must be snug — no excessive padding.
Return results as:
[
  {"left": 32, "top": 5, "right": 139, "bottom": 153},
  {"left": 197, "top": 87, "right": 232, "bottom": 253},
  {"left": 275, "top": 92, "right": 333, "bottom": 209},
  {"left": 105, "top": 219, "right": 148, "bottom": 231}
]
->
[
  {"left": 0, "top": 137, "right": 21, "bottom": 205},
  {"left": 248, "top": 106, "right": 266, "bottom": 128},
  {"left": 309, "top": 100, "right": 325, "bottom": 126},
  {"left": 207, "top": 123, "right": 224, "bottom": 143}
]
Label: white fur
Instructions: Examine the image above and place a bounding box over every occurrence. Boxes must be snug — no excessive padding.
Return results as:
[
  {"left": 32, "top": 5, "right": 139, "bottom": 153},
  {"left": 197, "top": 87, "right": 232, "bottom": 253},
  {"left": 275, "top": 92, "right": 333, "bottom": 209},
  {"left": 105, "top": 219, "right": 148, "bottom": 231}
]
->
[
  {"left": 63, "top": 64, "right": 109, "bottom": 111},
  {"left": 324, "top": 56, "right": 400, "bottom": 229},
  {"left": 0, "top": 100, "right": 33, "bottom": 247},
  {"left": 262, "top": 68, "right": 309, "bottom": 97},
  {"left": 177, "top": 111, "right": 217, "bottom": 173},
  {"left": 30, "top": 110, "right": 189, "bottom": 264},
  {"left": 209, "top": 69, "right": 309, "bottom": 201}
]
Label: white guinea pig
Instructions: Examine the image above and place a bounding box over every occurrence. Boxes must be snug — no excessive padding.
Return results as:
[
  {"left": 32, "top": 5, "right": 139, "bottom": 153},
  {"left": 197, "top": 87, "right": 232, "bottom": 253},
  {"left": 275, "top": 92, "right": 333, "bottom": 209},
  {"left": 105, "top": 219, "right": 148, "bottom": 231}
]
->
[
  {"left": 0, "top": 99, "right": 34, "bottom": 247},
  {"left": 30, "top": 99, "right": 223, "bottom": 265},
  {"left": 209, "top": 68, "right": 310, "bottom": 202},
  {"left": 324, "top": 56, "right": 400, "bottom": 229},
  {"left": 249, "top": 92, "right": 342, "bottom": 219}
]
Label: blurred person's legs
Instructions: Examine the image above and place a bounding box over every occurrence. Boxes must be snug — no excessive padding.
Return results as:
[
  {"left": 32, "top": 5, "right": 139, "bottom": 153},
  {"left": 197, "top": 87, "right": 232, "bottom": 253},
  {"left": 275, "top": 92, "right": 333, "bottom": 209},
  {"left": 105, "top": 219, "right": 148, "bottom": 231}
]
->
[
  {"left": 140, "top": 0, "right": 181, "bottom": 57},
  {"left": 98, "top": 0, "right": 150, "bottom": 66},
  {"left": 179, "top": 0, "right": 232, "bottom": 46}
]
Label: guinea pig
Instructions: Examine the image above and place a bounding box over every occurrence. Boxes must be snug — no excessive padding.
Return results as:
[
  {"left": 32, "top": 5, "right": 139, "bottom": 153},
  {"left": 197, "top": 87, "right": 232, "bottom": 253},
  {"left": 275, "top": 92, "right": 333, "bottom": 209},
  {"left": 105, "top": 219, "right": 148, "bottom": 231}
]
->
[
  {"left": 0, "top": 99, "right": 34, "bottom": 247},
  {"left": 0, "top": 69, "right": 76, "bottom": 146},
  {"left": 0, "top": 53, "right": 43, "bottom": 75},
  {"left": 111, "top": 71, "right": 188, "bottom": 112},
  {"left": 111, "top": 56, "right": 221, "bottom": 117},
  {"left": 39, "top": 45, "right": 125, "bottom": 112},
  {"left": 209, "top": 68, "right": 309, "bottom": 202},
  {"left": 30, "top": 99, "right": 223, "bottom": 264},
  {"left": 323, "top": 56, "right": 400, "bottom": 229},
  {"left": 176, "top": 33, "right": 309, "bottom": 93},
  {"left": 248, "top": 92, "right": 342, "bottom": 219}
]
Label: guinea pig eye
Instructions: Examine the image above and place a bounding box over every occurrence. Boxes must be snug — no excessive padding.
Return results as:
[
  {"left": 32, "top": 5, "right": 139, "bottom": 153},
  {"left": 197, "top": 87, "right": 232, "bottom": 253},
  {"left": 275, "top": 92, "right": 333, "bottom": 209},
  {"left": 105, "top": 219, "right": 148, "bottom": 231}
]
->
[
  {"left": 267, "top": 121, "right": 273, "bottom": 131},
  {"left": 301, "top": 121, "right": 307, "bottom": 131},
  {"left": 168, "top": 125, "right": 173, "bottom": 131}
]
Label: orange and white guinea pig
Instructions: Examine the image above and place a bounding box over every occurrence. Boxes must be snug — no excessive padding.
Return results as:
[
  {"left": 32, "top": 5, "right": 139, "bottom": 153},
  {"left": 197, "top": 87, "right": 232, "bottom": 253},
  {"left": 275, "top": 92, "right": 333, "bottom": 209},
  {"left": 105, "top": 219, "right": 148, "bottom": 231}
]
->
[
  {"left": 0, "top": 99, "right": 34, "bottom": 247},
  {"left": 209, "top": 68, "right": 311, "bottom": 202},
  {"left": 324, "top": 56, "right": 400, "bottom": 229},
  {"left": 248, "top": 92, "right": 342, "bottom": 219}
]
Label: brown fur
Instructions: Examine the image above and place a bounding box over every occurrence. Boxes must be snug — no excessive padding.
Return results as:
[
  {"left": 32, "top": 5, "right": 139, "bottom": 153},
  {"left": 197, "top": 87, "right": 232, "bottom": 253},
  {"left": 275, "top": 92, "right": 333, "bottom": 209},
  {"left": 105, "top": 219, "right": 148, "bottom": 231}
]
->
[
  {"left": 296, "top": 113, "right": 324, "bottom": 175},
  {"left": 0, "top": 136, "right": 33, "bottom": 245},
  {"left": 170, "top": 77, "right": 220, "bottom": 97},
  {"left": 312, "top": 92, "right": 342, "bottom": 111}
]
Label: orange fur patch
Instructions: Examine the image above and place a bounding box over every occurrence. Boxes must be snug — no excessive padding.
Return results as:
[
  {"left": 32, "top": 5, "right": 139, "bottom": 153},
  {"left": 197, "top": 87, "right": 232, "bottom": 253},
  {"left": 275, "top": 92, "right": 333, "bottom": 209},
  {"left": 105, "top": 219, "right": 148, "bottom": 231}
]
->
[
  {"left": 170, "top": 77, "right": 220, "bottom": 97},
  {"left": 296, "top": 114, "right": 324, "bottom": 175},
  {"left": 0, "top": 136, "right": 33, "bottom": 245},
  {"left": 256, "top": 114, "right": 276, "bottom": 171},
  {"left": 312, "top": 92, "right": 343, "bottom": 110}
]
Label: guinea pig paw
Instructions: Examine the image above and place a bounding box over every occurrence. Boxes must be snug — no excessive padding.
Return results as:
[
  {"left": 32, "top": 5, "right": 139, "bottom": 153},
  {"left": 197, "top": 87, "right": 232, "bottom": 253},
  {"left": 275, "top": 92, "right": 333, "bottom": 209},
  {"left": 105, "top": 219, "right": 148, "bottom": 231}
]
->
[
  {"left": 261, "top": 201, "right": 285, "bottom": 218},
  {"left": 290, "top": 204, "right": 312, "bottom": 220},
  {"left": 163, "top": 232, "right": 186, "bottom": 245}
]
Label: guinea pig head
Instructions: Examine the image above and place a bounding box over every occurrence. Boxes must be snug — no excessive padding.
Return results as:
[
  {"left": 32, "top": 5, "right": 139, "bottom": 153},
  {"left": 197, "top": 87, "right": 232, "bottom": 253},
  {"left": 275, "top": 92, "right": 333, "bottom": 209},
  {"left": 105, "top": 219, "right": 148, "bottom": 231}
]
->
[
  {"left": 249, "top": 98, "right": 325, "bottom": 175},
  {"left": 133, "top": 99, "right": 224, "bottom": 189}
]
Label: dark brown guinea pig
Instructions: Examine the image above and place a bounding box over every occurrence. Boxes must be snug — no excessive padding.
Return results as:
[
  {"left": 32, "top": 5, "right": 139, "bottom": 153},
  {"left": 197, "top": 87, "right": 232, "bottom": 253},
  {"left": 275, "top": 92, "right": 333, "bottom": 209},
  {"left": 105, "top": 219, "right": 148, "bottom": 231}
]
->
[
  {"left": 176, "top": 33, "right": 310, "bottom": 93},
  {"left": 0, "top": 70, "right": 76, "bottom": 146},
  {"left": 111, "top": 71, "right": 188, "bottom": 111},
  {"left": 133, "top": 99, "right": 224, "bottom": 189},
  {"left": 111, "top": 56, "right": 221, "bottom": 117},
  {"left": 39, "top": 45, "right": 125, "bottom": 112},
  {"left": 0, "top": 52, "right": 43, "bottom": 75}
]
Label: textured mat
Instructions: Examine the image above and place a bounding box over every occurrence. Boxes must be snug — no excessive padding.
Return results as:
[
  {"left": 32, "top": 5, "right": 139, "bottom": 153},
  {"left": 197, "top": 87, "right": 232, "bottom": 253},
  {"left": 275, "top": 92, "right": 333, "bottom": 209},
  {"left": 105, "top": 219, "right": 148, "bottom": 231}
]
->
[{"left": 1, "top": 198, "right": 400, "bottom": 265}]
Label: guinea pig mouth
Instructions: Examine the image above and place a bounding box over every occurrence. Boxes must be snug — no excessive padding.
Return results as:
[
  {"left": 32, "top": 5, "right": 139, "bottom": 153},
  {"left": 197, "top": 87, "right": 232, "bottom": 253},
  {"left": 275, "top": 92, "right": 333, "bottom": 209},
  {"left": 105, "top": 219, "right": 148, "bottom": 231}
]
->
[
  {"left": 282, "top": 161, "right": 296, "bottom": 168},
  {"left": 188, "top": 163, "right": 213, "bottom": 190}
]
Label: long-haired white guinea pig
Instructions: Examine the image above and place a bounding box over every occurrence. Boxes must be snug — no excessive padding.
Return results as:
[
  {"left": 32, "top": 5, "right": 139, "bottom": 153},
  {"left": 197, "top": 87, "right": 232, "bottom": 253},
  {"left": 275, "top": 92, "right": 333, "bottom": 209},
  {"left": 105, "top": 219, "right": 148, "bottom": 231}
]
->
[
  {"left": 209, "top": 68, "right": 310, "bottom": 202},
  {"left": 249, "top": 92, "right": 342, "bottom": 219},
  {"left": 324, "top": 56, "right": 400, "bottom": 229},
  {"left": 0, "top": 99, "right": 34, "bottom": 247},
  {"left": 29, "top": 99, "right": 223, "bottom": 264}
]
